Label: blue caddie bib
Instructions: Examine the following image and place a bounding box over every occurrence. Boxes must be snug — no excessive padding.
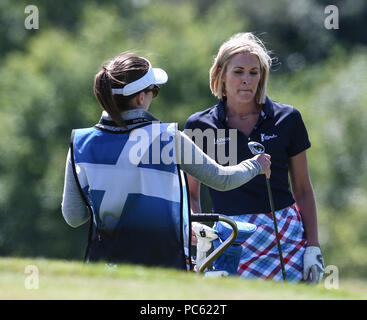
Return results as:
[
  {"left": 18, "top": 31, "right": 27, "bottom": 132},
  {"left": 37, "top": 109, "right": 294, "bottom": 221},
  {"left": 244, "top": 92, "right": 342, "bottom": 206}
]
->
[{"left": 70, "top": 122, "right": 190, "bottom": 269}]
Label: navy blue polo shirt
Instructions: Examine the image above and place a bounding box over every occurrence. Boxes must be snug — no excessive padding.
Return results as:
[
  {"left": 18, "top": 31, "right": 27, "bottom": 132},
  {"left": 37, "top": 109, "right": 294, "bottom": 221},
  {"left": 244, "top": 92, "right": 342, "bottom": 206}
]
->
[{"left": 184, "top": 96, "right": 311, "bottom": 215}]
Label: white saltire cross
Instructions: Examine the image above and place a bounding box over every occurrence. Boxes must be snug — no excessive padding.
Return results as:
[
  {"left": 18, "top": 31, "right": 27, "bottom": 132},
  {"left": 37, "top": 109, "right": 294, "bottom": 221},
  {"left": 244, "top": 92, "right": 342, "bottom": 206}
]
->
[{"left": 75, "top": 129, "right": 180, "bottom": 226}]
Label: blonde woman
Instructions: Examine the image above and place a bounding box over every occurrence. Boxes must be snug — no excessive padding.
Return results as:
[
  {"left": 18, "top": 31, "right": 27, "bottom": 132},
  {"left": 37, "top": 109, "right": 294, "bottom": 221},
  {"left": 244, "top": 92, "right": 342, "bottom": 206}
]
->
[{"left": 184, "top": 33, "right": 324, "bottom": 282}]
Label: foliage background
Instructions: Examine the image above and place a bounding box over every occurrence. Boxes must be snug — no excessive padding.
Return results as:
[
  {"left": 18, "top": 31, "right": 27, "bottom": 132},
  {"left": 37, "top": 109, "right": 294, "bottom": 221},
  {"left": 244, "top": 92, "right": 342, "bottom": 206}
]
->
[{"left": 1, "top": 0, "right": 366, "bottom": 279}]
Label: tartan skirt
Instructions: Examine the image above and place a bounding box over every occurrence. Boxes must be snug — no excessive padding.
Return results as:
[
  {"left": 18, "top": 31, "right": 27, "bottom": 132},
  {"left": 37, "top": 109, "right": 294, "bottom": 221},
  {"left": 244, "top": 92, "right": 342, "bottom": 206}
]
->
[{"left": 224, "top": 204, "right": 307, "bottom": 282}]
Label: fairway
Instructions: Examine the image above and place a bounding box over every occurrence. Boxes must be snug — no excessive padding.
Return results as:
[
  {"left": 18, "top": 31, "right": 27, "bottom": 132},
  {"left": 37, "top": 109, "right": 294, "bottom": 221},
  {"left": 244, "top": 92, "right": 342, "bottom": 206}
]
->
[{"left": 0, "top": 257, "right": 366, "bottom": 300}]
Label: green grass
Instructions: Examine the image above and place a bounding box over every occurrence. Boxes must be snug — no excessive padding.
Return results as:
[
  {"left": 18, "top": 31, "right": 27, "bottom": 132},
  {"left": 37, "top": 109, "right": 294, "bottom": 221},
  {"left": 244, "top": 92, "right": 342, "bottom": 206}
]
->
[{"left": 0, "top": 257, "right": 366, "bottom": 300}]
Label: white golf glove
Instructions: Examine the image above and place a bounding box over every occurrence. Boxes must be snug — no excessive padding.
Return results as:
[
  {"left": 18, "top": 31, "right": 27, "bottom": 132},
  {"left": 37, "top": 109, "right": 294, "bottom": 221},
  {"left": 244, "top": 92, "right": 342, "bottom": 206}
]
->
[{"left": 303, "top": 246, "right": 325, "bottom": 283}]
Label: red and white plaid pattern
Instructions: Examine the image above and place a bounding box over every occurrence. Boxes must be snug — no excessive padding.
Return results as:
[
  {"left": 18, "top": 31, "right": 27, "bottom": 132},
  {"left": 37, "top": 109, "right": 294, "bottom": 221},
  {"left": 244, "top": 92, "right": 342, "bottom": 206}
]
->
[{"left": 230, "top": 204, "right": 307, "bottom": 282}]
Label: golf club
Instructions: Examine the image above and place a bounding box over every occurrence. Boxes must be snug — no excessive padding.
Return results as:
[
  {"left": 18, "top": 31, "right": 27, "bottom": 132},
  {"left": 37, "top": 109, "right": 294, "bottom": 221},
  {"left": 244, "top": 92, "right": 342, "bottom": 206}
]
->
[{"left": 248, "top": 141, "right": 287, "bottom": 281}]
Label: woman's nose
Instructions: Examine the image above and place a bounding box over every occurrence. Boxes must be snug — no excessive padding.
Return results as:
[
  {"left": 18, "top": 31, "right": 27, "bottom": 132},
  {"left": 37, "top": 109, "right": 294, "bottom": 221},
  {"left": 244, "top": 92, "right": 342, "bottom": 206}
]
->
[{"left": 242, "top": 73, "right": 251, "bottom": 84}]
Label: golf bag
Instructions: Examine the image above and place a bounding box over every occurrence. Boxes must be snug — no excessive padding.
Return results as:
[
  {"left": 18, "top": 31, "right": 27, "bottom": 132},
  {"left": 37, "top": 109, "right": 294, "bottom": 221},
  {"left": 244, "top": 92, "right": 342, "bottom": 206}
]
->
[{"left": 192, "top": 216, "right": 257, "bottom": 275}]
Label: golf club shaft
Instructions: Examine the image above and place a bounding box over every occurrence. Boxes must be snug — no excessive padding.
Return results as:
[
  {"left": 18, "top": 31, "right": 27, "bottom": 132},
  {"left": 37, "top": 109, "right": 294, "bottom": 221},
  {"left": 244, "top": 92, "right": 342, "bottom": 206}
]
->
[{"left": 265, "top": 178, "right": 287, "bottom": 281}]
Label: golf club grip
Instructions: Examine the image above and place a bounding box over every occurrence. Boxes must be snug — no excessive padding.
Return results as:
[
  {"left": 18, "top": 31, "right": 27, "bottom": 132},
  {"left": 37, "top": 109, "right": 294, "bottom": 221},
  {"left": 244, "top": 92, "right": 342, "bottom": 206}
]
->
[{"left": 191, "top": 213, "right": 220, "bottom": 222}]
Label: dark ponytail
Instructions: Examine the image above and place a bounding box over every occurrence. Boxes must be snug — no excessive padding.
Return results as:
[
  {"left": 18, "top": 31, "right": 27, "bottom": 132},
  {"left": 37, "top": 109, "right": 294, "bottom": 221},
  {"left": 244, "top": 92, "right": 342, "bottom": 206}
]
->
[{"left": 93, "top": 54, "right": 149, "bottom": 128}]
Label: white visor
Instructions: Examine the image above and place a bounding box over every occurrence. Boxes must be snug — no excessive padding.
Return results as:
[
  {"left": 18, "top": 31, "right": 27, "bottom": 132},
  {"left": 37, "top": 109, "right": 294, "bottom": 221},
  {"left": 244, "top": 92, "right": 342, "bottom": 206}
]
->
[{"left": 111, "top": 58, "right": 168, "bottom": 96}]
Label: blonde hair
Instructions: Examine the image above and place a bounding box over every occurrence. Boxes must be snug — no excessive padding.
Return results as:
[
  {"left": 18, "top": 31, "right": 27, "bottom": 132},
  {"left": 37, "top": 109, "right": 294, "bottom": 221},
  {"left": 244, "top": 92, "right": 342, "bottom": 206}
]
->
[{"left": 210, "top": 33, "right": 272, "bottom": 104}]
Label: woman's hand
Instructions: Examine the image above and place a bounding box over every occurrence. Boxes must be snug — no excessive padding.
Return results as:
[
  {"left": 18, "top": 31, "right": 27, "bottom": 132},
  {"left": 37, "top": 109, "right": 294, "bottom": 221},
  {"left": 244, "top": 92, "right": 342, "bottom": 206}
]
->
[
  {"left": 303, "top": 246, "right": 325, "bottom": 283},
  {"left": 253, "top": 153, "right": 271, "bottom": 179}
]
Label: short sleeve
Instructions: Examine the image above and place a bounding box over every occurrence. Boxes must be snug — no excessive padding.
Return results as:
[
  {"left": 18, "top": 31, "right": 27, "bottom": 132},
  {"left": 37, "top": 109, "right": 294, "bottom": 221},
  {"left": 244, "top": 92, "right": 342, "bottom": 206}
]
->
[
  {"left": 183, "top": 114, "right": 201, "bottom": 146},
  {"left": 184, "top": 114, "right": 197, "bottom": 131},
  {"left": 287, "top": 108, "right": 311, "bottom": 157}
]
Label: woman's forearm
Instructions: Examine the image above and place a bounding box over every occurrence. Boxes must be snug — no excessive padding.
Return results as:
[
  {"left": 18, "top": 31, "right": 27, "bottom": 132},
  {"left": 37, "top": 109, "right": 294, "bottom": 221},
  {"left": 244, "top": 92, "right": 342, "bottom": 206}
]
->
[
  {"left": 294, "top": 189, "right": 320, "bottom": 247},
  {"left": 289, "top": 151, "right": 320, "bottom": 247},
  {"left": 187, "top": 175, "right": 202, "bottom": 213},
  {"left": 190, "top": 197, "right": 202, "bottom": 213}
]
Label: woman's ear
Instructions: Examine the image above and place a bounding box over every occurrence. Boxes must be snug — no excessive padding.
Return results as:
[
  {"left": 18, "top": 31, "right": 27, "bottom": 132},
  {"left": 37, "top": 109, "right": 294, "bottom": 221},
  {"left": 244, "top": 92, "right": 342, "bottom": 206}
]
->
[{"left": 135, "top": 91, "right": 145, "bottom": 107}]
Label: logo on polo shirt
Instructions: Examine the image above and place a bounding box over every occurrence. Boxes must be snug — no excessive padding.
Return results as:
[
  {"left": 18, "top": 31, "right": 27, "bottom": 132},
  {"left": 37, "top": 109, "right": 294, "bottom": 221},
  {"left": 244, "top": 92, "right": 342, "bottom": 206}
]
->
[
  {"left": 214, "top": 137, "right": 231, "bottom": 145},
  {"left": 261, "top": 133, "right": 278, "bottom": 142}
]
